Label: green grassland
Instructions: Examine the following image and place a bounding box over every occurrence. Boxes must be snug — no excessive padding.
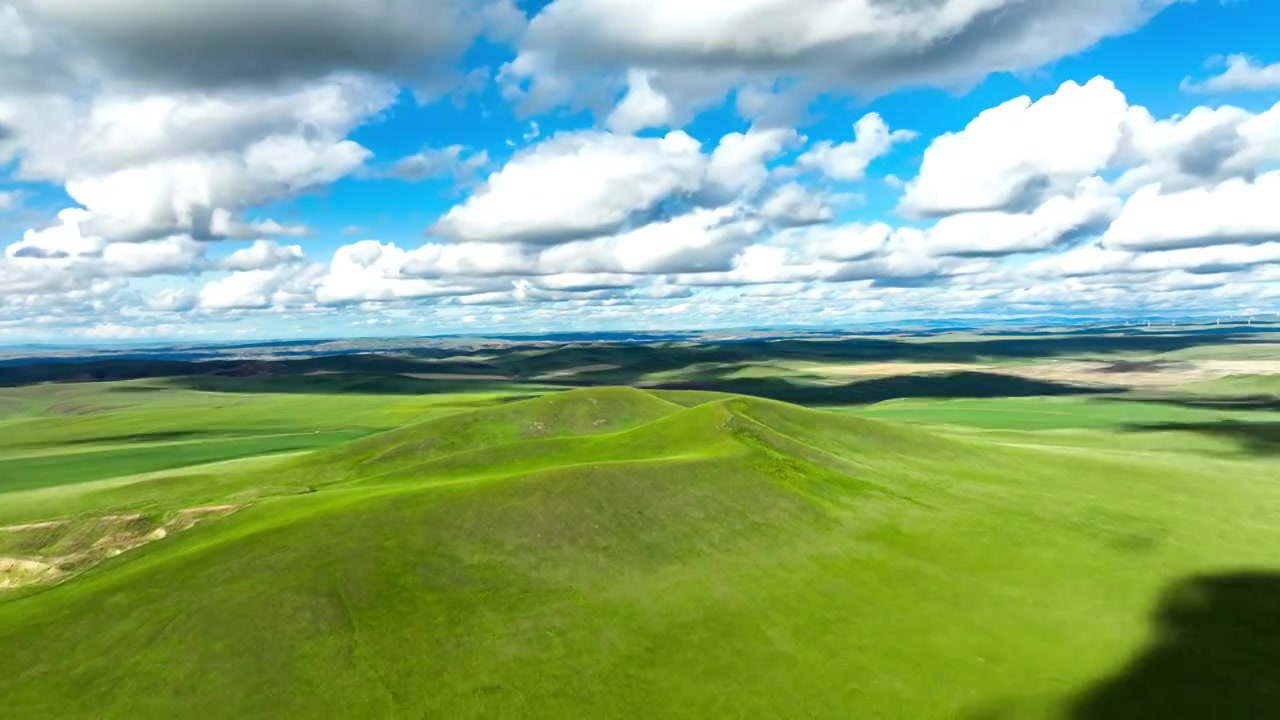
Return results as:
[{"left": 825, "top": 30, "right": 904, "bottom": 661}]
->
[
  {"left": 0, "top": 380, "right": 530, "bottom": 493},
  {"left": 855, "top": 394, "right": 1280, "bottom": 431},
  {"left": 0, "top": 330, "right": 1277, "bottom": 718}
]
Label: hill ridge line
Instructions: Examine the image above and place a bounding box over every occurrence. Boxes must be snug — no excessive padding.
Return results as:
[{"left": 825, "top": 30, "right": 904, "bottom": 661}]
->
[
  {"left": 335, "top": 393, "right": 731, "bottom": 475},
  {"left": 337, "top": 401, "right": 740, "bottom": 488},
  {"left": 340, "top": 387, "right": 686, "bottom": 468}
]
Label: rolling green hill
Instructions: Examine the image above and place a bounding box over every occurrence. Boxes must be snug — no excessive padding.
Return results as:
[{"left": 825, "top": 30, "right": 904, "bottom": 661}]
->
[{"left": 1, "top": 387, "right": 1278, "bottom": 718}]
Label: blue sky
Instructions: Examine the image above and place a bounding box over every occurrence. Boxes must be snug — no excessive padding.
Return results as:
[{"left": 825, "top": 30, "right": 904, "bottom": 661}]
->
[{"left": 1, "top": 0, "right": 1279, "bottom": 342}]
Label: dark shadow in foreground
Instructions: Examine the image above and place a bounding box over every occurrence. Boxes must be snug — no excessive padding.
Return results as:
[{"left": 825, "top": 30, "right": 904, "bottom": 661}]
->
[{"left": 1068, "top": 572, "right": 1280, "bottom": 719}]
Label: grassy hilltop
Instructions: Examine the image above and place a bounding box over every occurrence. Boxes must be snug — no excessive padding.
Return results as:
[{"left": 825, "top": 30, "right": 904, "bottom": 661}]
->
[{"left": 1, "top": 330, "right": 1279, "bottom": 718}]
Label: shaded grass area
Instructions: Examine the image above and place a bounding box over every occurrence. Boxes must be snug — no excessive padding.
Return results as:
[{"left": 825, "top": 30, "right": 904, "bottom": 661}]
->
[
  {"left": 162, "top": 367, "right": 1114, "bottom": 409},
  {"left": 851, "top": 391, "right": 1280, "bottom": 459},
  {"left": 0, "top": 389, "right": 1279, "bottom": 717},
  {"left": 1104, "top": 394, "right": 1280, "bottom": 413},
  {"left": 1122, "top": 421, "right": 1280, "bottom": 457},
  {"left": 0, "top": 353, "right": 508, "bottom": 388},
  {"left": 168, "top": 373, "right": 549, "bottom": 396},
  {"left": 643, "top": 370, "right": 1113, "bottom": 405},
  {"left": 2, "top": 331, "right": 1276, "bottom": 393},
  {"left": 1065, "top": 571, "right": 1280, "bottom": 719}
]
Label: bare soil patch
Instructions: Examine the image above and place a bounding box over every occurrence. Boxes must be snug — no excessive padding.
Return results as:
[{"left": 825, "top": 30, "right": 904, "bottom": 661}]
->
[
  {"left": 169, "top": 505, "right": 241, "bottom": 532},
  {"left": 0, "top": 557, "right": 59, "bottom": 588},
  {"left": 0, "top": 504, "right": 244, "bottom": 591},
  {"left": 0, "top": 520, "right": 68, "bottom": 532},
  {"left": 1201, "top": 361, "right": 1280, "bottom": 375},
  {"left": 45, "top": 402, "right": 112, "bottom": 417},
  {"left": 179, "top": 504, "right": 240, "bottom": 515},
  {"left": 814, "top": 363, "right": 988, "bottom": 377},
  {"left": 993, "top": 360, "right": 1280, "bottom": 388}
]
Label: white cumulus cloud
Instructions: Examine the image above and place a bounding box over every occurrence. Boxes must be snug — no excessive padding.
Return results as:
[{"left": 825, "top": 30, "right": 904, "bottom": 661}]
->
[
  {"left": 1103, "top": 172, "right": 1280, "bottom": 251},
  {"left": 434, "top": 130, "right": 708, "bottom": 244},
  {"left": 797, "top": 113, "right": 915, "bottom": 181},
  {"left": 902, "top": 77, "right": 1130, "bottom": 216},
  {"left": 1183, "top": 55, "right": 1280, "bottom": 94}
]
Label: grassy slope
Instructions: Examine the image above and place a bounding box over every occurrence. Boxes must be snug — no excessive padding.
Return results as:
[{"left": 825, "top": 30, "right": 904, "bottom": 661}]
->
[
  {"left": 0, "top": 431, "right": 366, "bottom": 493},
  {"left": 855, "top": 395, "right": 1280, "bottom": 430},
  {"left": 0, "top": 381, "right": 526, "bottom": 494},
  {"left": 1, "top": 389, "right": 1278, "bottom": 718}
]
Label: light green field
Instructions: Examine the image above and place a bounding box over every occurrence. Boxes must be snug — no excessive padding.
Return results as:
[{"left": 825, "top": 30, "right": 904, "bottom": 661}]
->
[
  {"left": 0, "top": 379, "right": 1278, "bottom": 718},
  {"left": 0, "top": 380, "right": 524, "bottom": 494},
  {"left": 1182, "top": 373, "right": 1280, "bottom": 396},
  {"left": 855, "top": 394, "right": 1280, "bottom": 430}
]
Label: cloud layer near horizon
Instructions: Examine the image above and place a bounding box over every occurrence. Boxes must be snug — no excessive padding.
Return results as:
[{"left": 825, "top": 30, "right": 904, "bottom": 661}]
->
[{"left": 1, "top": 0, "right": 1278, "bottom": 340}]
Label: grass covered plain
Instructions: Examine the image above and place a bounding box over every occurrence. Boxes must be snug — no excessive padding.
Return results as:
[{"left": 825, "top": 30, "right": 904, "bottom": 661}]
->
[
  {"left": 854, "top": 394, "right": 1280, "bottom": 431},
  {"left": 0, "top": 377, "right": 1278, "bottom": 718}
]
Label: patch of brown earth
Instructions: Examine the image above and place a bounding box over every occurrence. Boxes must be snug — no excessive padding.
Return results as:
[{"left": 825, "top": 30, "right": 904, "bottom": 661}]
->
[
  {"left": 45, "top": 402, "right": 113, "bottom": 416},
  {"left": 0, "top": 504, "right": 243, "bottom": 592},
  {"left": 0, "top": 520, "right": 68, "bottom": 532},
  {"left": 169, "top": 505, "right": 241, "bottom": 532},
  {"left": 814, "top": 362, "right": 988, "bottom": 377},
  {"left": 991, "top": 360, "right": 1259, "bottom": 388},
  {"left": 447, "top": 355, "right": 499, "bottom": 363},
  {"left": 0, "top": 557, "right": 60, "bottom": 589},
  {"left": 1201, "top": 361, "right": 1280, "bottom": 375},
  {"left": 93, "top": 531, "right": 154, "bottom": 557},
  {"left": 179, "top": 504, "right": 240, "bottom": 515}
]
